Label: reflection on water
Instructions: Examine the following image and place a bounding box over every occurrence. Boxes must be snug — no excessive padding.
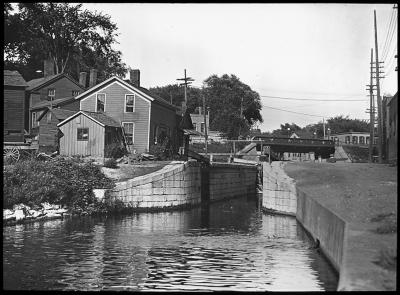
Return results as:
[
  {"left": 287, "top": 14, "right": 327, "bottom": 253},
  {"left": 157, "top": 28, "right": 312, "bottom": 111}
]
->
[{"left": 3, "top": 195, "right": 338, "bottom": 291}]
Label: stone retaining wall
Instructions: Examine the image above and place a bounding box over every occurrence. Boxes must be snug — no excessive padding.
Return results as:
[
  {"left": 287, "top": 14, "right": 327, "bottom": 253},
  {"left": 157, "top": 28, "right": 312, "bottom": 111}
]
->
[
  {"left": 209, "top": 163, "right": 258, "bottom": 201},
  {"left": 106, "top": 160, "right": 202, "bottom": 209},
  {"left": 262, "top": 161, "right": 297, "bottom": 215}
]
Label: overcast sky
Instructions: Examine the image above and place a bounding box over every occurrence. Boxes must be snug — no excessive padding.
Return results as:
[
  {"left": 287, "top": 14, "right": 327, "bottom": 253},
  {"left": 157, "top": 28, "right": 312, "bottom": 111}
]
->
[{"left": 83, "top": 3, "right": 398, "bottom": 132}]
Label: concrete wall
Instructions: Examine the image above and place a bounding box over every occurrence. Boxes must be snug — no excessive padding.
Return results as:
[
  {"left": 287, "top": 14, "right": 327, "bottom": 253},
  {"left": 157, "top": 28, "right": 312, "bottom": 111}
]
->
[
  {"left": 209, "top": 163, "right": 257, "bottom": 201},
  {"left": 262, "top": 162, "right": 297, "bottom": 215},
  {"left": 106, "top": 160, "right": 202, "bottom": 210}
]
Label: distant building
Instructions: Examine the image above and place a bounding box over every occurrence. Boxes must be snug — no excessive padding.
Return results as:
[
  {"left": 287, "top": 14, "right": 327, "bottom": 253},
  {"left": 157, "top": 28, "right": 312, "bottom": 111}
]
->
[
  {"left": 328, "top": 131, "right": 375, "bottom": 145},
  {"left": 189, "top": 107, "right": 226, "bottom": 143},
  {"left": 4, "top": 70, "right": 28, "bottom": 143}
]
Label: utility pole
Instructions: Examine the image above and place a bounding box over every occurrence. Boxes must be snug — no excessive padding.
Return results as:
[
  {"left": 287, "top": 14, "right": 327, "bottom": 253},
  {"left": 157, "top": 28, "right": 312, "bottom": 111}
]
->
[
  {"left": 176, "top": 69, "right": 194, "bottom": 113},
  {"left": 323, "top": 118, "right": 326, "bottom": 139},
  {"left": 366, "top": 48, "right": 376, "bottom": 162},
  {"left": 202, "top": 91, "right": 208, "bottom": 156},
  {"left": 374, "top": 10, "right": 385, "bottom": 163}
]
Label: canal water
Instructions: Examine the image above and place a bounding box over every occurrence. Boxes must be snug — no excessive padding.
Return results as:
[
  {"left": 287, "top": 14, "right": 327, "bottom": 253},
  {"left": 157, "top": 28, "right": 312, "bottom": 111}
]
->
[{"left": 3, "top": 195, "right": 338, "bottom": 291}]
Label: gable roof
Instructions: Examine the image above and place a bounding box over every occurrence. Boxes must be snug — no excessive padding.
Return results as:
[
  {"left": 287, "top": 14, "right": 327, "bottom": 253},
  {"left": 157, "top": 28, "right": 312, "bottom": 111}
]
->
[
  {"left": 37, "top": 108, "right": 77, "bottom": 122},
  {"left": 30, "top": 96, "right": 76, "bottom": 111},
  {"left": 4, "top": 70, "right": 28, "bottom": 87},
  {"left": 57, "top": 110, "right": 121, "bottom": 128},
  {"left": 76, "top": 76, "right": 177, "bottom": 111},
  {"left": 26, "top": 73, "right": 85, "bottom": 91}
]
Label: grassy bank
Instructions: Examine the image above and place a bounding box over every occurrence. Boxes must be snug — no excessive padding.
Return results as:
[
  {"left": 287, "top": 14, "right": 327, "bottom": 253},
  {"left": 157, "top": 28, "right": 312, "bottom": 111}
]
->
[{"left": 3, "top": 157, "right": 117, "bottom": 215}]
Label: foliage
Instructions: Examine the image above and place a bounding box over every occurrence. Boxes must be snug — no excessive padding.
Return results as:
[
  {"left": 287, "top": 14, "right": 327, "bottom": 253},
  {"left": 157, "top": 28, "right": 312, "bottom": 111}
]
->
[
  {"left": 326, "top": 115, "right": 369, "bottom": 134},
  {"left": 149, "top": 84, "right": 202, "bottom": 112},
  {"left": 3, "top": 157, "right": 115, "bottom": 212},
  {"left": 104, "top": 158, "right": 118, "bottom": 169},
  {"left": 203, "top": 74, "right": 263, "bottom": 139},
  {"left": 105, "top": 142, "right": 127, "bottom": 159},
  {"left": 270, "top": 123, "right": 302, "bottom": 137},
  {"left": 149, "top": 135, "right": 173, "bottom": 160},
  {"left": 4, "top": 2, "right": 128, "bottom": 82}
]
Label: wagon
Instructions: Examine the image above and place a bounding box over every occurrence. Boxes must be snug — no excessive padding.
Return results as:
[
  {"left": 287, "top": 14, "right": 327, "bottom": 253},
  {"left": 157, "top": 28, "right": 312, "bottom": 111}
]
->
[{"left": 3, "top": 141, "right": 39, "bottom": 163}]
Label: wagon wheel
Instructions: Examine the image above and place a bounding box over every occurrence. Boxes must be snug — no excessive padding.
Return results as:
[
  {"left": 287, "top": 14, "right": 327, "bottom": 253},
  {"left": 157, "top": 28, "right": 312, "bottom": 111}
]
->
[{"left": 3, "top": 147, "right": 20, "bottom": 163}]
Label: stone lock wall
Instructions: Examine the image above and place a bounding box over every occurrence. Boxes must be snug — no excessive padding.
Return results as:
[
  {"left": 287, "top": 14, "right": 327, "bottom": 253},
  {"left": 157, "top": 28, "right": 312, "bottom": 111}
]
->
[
  {"left": 262, "top": 161, "right": 297, "bottom": 215},
  {"left": 209, "top": 163, "right": 258, "bottom": 201},
  {"left": 106, "top": 160, "right": 202, "bottom": 209}
]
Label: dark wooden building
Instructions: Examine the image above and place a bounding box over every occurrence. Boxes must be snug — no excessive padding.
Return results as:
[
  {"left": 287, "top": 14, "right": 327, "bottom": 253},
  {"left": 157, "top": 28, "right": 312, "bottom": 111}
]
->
[
  {"left": 4, "top": 70, "right": 28, "bottom": 143},
  {"left": 36, "top": 108, "right": 77, "bottom": 153},
  {"left": 26, "top": 73, "right": 85, "bottom": 133}
]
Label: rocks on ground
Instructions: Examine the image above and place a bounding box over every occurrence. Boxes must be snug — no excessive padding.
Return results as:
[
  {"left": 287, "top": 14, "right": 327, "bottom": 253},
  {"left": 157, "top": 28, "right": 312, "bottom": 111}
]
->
[{"left": 3, "top": 202, "right": 69, "bottom": 224}]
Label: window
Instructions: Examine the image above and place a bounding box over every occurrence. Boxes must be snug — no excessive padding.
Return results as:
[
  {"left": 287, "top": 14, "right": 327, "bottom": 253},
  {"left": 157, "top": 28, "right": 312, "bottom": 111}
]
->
[
  {"left": 122, "top": 122, "right": 134, "bottom": 145},
  {"left": 32, "top": 112, "right": 37, "bottom": 128},
  {"left": 96, "top": 93, "right": 105, "bottom": 112},
  {"left": 154, "top": 124, "right": 169, "bottom": 144},
  {"left": 201, "top": 123, "right": 205, "bottom": 133},
  {"left": 192, "top": 123, "right": 197, "bottom": 131},
  {"left": 77, "top": 128, "right": 89, "bottom": 141},
  {"left": 352, "top": 136, "right": 358, "bottom": 144},
  {"left": 46, "top": 112, "right": 52, "bottom": 123},
  {"left": 125, "top": 95, "right": 135, "bottom": 112},
  {"left": 47, "top": 89, "right": 55, "bottom": 101},
  {"left": 72, "top": 90, "right": 80, "bottom": 97},
  {"left": 359, "top": 136, "right": 365, "bottom": 144}
]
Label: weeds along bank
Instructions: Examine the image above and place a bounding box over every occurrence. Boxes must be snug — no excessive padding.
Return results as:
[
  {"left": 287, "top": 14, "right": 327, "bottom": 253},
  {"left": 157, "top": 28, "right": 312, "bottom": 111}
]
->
[{"left": 3, "top": 157, "right": 116, "bottom": 224}]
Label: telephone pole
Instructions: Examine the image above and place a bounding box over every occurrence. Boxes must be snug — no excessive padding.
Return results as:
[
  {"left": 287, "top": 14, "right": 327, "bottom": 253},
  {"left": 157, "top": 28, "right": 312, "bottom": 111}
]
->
[
  {"left": 176, "top": 69, "right": 194, "bottom": 113},
  {"left": 202, "top": 91, "right": 208, "bottom": 155},
  {"left": 366, "top": 48, "right": 376, "bottom": 162},
  {"left": 374, "top": 10, "right": 385, "bottom": 163}
]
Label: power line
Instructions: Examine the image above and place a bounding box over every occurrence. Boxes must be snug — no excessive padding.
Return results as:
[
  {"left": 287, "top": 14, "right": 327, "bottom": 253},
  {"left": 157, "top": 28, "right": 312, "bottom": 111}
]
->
[
  {"left": 382, "top": 9, "right": 398, "bottom": 62},
  {"left": 260, "top": 95, "right": 367, "bottom": 102},
  {"left": 262, "top": 105, "right": 325, "bottom": 118},
  {"left": 381, "top": 7, "right": 396, "bottom": 59}
]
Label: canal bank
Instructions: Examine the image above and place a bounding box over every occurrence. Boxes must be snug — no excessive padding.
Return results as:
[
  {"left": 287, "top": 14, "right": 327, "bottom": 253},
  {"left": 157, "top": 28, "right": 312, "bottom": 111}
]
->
[
  {"left": 104, "top": 160, "right": 257, "bottom": 210},
  {"left": 262, "top": 161, "right": 397, "bottom": 291}
]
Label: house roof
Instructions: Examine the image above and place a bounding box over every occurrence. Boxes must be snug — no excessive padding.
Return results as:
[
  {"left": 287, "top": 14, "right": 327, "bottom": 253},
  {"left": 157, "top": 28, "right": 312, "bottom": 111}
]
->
[
  {"left": 26, "top": 73, "right": 84, "bottom": 91},
  {"left": 4, "top": 70, "right": 28, "bottom": 87},
  {"left": 30, "top": 96, "right": 76, "bottom": 110},
  {"left": 76, "top": 76, "right": 177, "bottom": 111},
  {"left": 57, "top": 110, "right": 121, "bottom": 128},
  {"left": 37, "top": 108, "right": 77, "bottom": 122}
]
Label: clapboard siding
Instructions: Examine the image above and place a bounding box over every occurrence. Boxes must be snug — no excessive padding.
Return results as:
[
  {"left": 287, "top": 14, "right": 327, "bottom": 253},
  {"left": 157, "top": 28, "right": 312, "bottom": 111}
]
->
[
  {"left": 80, "top": 82, "right": 150, "bottom": 153},
  {"left": 34, "top": 77, "right": 83, "bottom": 101},
  {"left": 4, "top": 88, "right": 25, "bottom": 142},
  {"left": 38, "top": 113, "right": 59, "bottom": 149},
  {"left": 59, "top": 114, "right": 105, "bottom": 156}
]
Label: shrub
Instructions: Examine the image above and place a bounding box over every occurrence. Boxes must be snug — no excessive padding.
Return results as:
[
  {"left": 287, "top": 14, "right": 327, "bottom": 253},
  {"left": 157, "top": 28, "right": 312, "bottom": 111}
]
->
[
  {"left": 104, "top": 158, "right": 118, "bottom": 169},
  {"left": 3, "top": 157, "right": 115, "bottom": 212},
  {"left": 105, "top": 142, "right": 127, "bottom": 159}
]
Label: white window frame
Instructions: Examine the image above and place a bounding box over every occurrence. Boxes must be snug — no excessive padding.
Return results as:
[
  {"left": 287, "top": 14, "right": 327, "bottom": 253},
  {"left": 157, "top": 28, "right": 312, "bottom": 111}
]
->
[
  {"left": 124, "top": 94, "right": 136, "bottom": 113},
  {"left": 96, "top": 93, "right": 106, "bottom": 112},
  {"left": 77, "top": 128, "right": 89, "bottom": 141},
  {"left": 31, "top": 112, "right": 37, "bottom": 128},
  {"left": 122, "top": 122, "right": 135, "bottom": 145},
  {"left": 48, "top": 88, "right": 55, "bottom": 101}
]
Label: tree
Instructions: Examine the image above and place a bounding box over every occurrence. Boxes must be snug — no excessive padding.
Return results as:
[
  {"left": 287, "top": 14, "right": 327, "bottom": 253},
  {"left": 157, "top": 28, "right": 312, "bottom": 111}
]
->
[
  {"left": 4, "top": 3, "right": 128, "bottom": 82},
  {"left": 203, "top": 74, "right": 263, "bottom": 139},
  {"left": 149, "top": 84, "right": 202, "bottom": 112},
  {"left": 326, "top": 115, "right": 369, "bottom": 134},
  {"left": 270, "top": 123, "right": 302, "bottom": 137}
]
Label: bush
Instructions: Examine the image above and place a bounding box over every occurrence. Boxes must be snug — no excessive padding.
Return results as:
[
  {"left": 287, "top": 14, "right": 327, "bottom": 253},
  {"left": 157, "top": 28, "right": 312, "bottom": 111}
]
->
[
  {"left": 3, "top": 157, "right": 115, "bottom": 212},
  {"left": 105, "top": 142, "right": 127, "bottom": 159},
  {"left": 104, "top": 158, "right": 118, "bottom": 169}
]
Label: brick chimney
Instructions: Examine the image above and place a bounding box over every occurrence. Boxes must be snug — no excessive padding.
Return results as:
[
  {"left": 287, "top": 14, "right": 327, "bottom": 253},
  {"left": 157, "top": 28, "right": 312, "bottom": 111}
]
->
[
  {"left": 79, "top": 72, "right": 87, "bottom": 88},
  {"left": 130, "top": 69, "right": 140, "bottom": 87},
  {"left": 43, "top": 58, "right": 54, "bottom": 77},
  {"left": 89, "top": 69, "right": 98, "bottom": 88}
]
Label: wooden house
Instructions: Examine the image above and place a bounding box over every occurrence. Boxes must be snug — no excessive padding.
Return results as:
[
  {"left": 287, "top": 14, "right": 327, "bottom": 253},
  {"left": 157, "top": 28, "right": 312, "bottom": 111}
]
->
[
  {"left": 27, "top": 72, "right": 85, "bottom": 133},
  {"left": 36, "top": 108, "right": 77, "bottom": 153},
  {"left": 76, "top": 70, "right": 179, "bottom": 154},
  {"left": 4, "top": 70, "right": 28, "bottom": 143},
  {"left": 57, "top": 111, "right": 125, "bottom": 157}
]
